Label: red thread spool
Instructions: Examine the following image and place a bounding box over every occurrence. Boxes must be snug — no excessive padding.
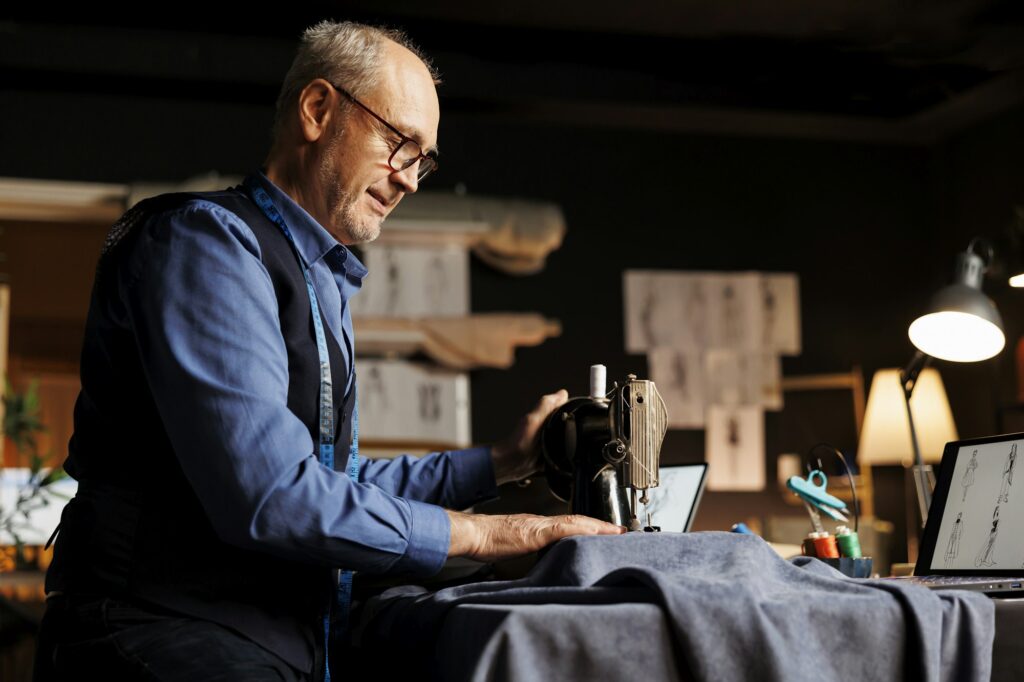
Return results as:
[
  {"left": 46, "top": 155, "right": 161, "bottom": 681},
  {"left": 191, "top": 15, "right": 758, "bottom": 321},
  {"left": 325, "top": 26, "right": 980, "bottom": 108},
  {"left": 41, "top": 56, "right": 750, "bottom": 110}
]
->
[
  {"left": 802, "top": 536, "right": 818, "bottom": 557},
  {"left": 813, "top": 534, "right": 839, "bottom": 559}
]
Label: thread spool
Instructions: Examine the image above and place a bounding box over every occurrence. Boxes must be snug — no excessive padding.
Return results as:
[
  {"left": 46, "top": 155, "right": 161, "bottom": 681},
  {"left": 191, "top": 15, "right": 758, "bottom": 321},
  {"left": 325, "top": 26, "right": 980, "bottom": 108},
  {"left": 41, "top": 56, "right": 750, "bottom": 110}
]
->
[
  {"left": 813, "top": 533, "right": 840, "bottom": 559},
  {"left": 590, "top": 365, "right": 607, "bottom": 399},
  {"left": 802, "top": 534, "right": 819, "bottom": 557},
  {"left": 835, "top": 528, "right": 863, "bottom": 559}
]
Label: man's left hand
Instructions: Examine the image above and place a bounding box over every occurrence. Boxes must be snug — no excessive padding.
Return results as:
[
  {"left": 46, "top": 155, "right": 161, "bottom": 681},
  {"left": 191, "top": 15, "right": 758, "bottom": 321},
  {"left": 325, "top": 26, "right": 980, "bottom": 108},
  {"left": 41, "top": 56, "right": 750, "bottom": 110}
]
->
[{"left": 490, "top": 389, "right": 569, "bottom": 486}]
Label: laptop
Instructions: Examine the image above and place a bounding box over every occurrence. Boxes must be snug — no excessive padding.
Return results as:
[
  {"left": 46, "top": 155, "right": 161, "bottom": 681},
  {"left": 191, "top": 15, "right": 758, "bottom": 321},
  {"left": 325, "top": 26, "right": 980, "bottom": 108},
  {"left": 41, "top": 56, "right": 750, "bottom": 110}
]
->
[
  {"left": 641, "top": 463, "right": 709, "bottom": 532},
  {"left": 896, "top": 432, "right": 1024, "bottom": 596}
]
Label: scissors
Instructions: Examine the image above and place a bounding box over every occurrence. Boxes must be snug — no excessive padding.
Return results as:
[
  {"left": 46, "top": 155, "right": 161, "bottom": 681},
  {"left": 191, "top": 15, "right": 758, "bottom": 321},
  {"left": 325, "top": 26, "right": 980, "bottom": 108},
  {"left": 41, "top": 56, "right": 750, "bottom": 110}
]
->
[{"left": 787, "top": 470, "right": 848, "bottom": 526}]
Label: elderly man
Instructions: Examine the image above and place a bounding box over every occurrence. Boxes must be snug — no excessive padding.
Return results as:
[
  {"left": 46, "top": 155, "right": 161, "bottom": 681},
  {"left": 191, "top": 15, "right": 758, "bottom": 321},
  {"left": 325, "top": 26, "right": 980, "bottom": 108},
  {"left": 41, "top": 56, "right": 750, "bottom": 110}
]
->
[{"left": 34, "top": 20, "right": 621, "bottom": 682}]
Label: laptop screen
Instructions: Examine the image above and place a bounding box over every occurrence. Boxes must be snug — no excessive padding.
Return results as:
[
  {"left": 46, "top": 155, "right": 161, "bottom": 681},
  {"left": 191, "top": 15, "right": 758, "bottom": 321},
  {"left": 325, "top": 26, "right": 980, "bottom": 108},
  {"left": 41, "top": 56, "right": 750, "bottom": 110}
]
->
[
  {"left": 641, "top": 463, "right": 708, "bottom": 532},
  {"left": 917, "top": 432, "right": 1024, "bottom": 575}
]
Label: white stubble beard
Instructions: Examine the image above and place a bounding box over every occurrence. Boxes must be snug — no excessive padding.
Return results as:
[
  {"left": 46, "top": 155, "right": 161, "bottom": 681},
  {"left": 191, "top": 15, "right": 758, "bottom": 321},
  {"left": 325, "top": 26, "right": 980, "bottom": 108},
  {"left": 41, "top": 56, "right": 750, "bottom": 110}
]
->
[{"left": 317, "top": 125, "right": 383, "bottom": 245}]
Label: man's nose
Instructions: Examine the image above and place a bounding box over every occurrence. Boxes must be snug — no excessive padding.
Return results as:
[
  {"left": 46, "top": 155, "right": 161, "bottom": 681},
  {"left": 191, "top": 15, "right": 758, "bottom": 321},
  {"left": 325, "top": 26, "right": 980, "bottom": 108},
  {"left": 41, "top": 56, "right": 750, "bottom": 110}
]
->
[{"left": 390, "top": 164, "right": 419, "bottom": 193}]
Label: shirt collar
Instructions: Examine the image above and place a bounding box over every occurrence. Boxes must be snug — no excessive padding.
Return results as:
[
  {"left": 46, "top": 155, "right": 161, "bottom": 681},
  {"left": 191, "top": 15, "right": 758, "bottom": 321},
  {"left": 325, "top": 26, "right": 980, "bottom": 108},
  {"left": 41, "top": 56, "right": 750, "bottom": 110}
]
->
[{"left": 248, "top": 168, "right": 368, "bottom": 281}]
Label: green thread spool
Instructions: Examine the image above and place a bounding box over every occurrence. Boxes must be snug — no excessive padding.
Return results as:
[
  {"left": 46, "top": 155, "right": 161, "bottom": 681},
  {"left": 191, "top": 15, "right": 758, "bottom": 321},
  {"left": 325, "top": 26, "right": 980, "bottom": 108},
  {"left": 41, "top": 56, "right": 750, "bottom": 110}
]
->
[{"left": 836, "top": 530, "right": 862, "bottom": 559}]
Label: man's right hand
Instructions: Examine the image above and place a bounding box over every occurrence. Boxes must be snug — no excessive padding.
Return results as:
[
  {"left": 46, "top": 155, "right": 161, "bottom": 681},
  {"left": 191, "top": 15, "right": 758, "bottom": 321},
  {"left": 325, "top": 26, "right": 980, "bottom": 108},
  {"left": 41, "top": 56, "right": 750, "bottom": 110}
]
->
[{"left": 446, "top": 510, "right": 625, "bottom": 562}]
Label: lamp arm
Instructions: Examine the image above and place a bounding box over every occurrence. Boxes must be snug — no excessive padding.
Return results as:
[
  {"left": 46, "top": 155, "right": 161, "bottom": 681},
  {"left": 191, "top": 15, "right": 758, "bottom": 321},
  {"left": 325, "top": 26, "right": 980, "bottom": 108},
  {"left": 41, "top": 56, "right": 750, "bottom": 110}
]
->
[
  {"left": 900, "top": 350, "right": 930, "bottom": 396},
  {"left": 900, "top": 350, "right": 933, "bottom": 522}
]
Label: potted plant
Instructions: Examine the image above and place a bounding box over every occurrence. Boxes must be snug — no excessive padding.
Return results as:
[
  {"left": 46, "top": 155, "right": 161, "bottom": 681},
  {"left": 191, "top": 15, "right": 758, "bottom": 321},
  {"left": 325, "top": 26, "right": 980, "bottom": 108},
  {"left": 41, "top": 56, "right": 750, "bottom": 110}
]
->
[{"left": 0, "top": 380, "right": 69, "bottom": 571}]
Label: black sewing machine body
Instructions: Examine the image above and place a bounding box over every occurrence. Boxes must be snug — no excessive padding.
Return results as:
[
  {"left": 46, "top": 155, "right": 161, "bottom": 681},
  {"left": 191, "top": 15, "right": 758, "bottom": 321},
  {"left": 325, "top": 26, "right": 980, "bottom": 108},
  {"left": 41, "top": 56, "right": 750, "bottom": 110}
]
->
[{"left": 541, "top": 373, "right": 667, "bottom": 530}]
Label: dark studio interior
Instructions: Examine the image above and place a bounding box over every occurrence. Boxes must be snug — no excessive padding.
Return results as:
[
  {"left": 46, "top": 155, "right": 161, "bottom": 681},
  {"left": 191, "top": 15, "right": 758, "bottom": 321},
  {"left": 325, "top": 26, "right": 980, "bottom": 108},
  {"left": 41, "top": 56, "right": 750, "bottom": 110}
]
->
[{"left": 4, "top": 3, "right": 1024, "bottom": 680}]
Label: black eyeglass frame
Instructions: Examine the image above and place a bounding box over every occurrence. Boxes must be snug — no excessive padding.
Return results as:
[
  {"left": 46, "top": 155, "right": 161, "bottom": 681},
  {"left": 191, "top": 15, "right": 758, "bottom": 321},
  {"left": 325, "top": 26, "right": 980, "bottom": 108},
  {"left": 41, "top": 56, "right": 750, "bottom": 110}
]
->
[{"left": 330, "top": 82, "right": 438, "bottom": 181}]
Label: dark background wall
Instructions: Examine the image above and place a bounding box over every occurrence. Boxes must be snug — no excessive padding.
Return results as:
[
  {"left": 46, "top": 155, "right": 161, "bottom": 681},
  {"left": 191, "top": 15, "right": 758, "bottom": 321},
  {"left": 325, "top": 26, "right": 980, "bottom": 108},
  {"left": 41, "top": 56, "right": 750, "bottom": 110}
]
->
[{"left": 3, "top": 7, "right": 1024, "bottom": 551}]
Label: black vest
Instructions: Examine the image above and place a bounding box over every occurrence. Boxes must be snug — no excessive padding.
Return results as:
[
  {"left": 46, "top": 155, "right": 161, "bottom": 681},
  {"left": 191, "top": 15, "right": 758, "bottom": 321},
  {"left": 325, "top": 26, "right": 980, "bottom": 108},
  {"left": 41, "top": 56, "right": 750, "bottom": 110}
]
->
[{"left": 47, "top": 185, "right": 354, "bottom": 672}]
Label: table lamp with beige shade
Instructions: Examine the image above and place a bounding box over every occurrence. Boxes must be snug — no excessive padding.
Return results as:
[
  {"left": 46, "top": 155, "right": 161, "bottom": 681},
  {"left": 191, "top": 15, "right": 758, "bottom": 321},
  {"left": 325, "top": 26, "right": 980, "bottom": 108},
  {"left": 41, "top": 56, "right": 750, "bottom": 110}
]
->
[{"left": 858, "top": 368, "right": 958, "bottom": 522}]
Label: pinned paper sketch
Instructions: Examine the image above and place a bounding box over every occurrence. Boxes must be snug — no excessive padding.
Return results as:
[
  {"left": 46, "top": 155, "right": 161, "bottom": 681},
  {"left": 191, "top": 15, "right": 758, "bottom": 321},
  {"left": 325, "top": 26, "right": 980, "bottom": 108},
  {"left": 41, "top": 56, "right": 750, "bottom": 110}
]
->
[
  {"left": 706, "top": 405, "right": 765, "bottom": 491},
  {"left": 704, "top": 351, "right": 782, "bottom": 411},
  {"left": 761, "top": 274, "right": 801, "bottom": 354},
  {"left": 351, "top": 244, "right": 469, "bottom": 318},
  {"left": 682, "top": 277, "right": 710, "bottom": 349},
  {"left": 622, "top": 270, "right": 797, "bottom": 442},
  {"left": 418, "top": 383, "right": 442, "bottom": 422},
  {"left": 624, "top": 271, "right": 798, "bottom": 355},
  {"left": 706, "top": 273, "right": 762, "bottom": 351},
  {"left": 355, "top": 359, "right": 471, "bottom": 447},
  {"left": 649, "top": 348, "right": 705, "bottom": 428},
  {"left": 705, "top": 350, "right": 756, "bottom": 406},
  {"left": 361, "top": 364, "right": 393, "bottom": 421},
  {"left": 623, "top": 271, "right": 684, "bottom": 352}
]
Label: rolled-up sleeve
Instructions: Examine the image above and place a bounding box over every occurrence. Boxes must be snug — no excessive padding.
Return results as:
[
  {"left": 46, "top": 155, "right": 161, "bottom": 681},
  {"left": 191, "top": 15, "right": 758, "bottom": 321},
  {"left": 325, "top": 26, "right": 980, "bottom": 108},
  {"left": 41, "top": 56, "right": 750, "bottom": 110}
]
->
[{"left": 122, "top": 200, "right": 449, "bottom": 576}]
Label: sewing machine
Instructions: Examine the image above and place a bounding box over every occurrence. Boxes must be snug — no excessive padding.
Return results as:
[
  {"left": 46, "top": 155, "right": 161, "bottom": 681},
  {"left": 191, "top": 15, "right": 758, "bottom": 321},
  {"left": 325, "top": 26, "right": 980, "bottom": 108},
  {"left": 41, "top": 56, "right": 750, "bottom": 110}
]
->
[{"left": 541, "top": 365, "right": 668, "bottom": 530}]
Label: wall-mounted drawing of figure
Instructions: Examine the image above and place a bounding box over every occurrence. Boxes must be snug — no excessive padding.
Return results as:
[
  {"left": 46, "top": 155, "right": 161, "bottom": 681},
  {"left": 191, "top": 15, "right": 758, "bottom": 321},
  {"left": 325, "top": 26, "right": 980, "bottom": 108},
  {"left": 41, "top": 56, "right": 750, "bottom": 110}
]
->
[
  {"left": 685, "top": 279, "right": 708, "bottom": 347},
  {"left": 975, "top": 506, "right": 1000, "bottom": 568},
  {"left": 639, "top": 284, "right": 655, "bottom": 348},
  {"left": 762, "top": 280, "right": 776, "bottom": 347},
  {"left": 721, "top": 283, "right": 742, "bottom": 347},
  {"left": 418, "top": 383, "right": 441, "bottom": 422},
  {"left": 945, "top": 512, "right": 963, "bottom": 566},
  {"left": 364, "top": 365, "right": 390, "bottom": 414},
  {"left": 671, "top": 353, "right": 689, "bottom": 402},
  {"left": 639, "top": 278, "right": 671, "bottom": 348},
  {"left": 425, "top": 253, "right": 447, "bottom": 312},
  {"left": 999, "top": 443, "right": 1017, "bottom": 504},
  {"left": 727, "top": 413, "right": 741, "bottom": 477},
  {"left": 962, "top": 450, "right": 978, "bottom": 502},
  {"left": 384, "top": 248, "right": 400, "bottom": 315}
]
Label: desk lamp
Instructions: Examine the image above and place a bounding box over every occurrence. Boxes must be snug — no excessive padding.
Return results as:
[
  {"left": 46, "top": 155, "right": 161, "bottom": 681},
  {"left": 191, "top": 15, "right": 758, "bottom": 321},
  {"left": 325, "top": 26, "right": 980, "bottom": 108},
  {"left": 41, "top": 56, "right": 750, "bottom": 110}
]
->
[{"left": 902, "top": 238, "right": 1004, "bottom": 520}]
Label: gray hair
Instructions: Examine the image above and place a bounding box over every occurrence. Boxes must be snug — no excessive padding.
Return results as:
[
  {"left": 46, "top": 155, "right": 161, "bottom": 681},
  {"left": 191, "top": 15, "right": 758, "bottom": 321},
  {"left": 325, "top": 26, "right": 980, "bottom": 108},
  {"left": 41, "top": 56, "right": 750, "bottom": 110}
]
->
[{"left": 270, "top": 20, "right": 440, "bottom": 145}]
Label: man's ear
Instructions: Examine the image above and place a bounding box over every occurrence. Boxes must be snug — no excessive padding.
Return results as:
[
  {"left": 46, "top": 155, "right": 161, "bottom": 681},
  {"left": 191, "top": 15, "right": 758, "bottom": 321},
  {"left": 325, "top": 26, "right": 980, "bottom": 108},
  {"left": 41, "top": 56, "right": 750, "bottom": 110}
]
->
[{"left": 296, "top": 79, "right": 336, "bottom": 144}]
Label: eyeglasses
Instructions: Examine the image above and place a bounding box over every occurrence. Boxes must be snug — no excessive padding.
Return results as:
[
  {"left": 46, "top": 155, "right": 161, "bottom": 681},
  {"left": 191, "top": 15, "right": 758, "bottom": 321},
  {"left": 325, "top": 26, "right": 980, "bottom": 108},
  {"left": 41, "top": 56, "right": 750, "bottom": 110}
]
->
[{"left": 330, "top": 83, "right": 438, "bottom": 182}]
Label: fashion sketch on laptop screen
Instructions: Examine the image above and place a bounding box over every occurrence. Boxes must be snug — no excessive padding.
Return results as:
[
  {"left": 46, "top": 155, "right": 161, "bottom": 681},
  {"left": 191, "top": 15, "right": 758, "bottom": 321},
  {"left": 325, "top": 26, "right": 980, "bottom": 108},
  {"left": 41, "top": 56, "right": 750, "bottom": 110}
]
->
[{"left": 930, "top": 438, "right": 1021, "bottom": 572}]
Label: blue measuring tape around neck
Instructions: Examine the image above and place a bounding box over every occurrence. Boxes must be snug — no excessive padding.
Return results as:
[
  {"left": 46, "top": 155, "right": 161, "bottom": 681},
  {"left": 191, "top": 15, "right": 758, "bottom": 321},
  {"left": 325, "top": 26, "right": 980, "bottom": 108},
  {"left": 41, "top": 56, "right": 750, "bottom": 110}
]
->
[{"left": 245, "top": 177, "right": 360, "bottom": 682}]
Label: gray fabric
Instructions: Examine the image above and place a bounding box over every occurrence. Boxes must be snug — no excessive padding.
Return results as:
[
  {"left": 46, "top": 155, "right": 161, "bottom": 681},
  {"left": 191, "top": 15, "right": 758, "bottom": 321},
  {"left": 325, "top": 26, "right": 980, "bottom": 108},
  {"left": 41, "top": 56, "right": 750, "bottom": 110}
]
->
[
  {"left": 436, "top": 603, "right": 688, "bottom": 682},
  {"left": 361, "top": 531, "right": 994, "bottom": 682}
]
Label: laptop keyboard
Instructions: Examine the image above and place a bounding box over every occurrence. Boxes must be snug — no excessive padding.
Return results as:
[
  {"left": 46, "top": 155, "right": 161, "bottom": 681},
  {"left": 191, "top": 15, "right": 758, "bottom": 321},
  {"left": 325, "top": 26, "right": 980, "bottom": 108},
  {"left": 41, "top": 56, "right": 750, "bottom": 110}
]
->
[{"left": 912, "top": 576, "right": 1024, "bottom": 585}]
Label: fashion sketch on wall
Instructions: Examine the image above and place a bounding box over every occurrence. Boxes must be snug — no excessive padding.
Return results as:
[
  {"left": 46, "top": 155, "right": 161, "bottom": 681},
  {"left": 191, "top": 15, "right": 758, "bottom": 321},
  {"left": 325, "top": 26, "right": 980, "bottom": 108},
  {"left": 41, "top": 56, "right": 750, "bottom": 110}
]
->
[
  {"left": 706, "top": 405, "right": 764, "bottom": 491},
  {"left": 353, "top": 244, "right": 469, "bottom": 318},
  {"left": 622, "top": 270, "right": 801, "bottom": 491},
  {"left": 760, "top": 273, "right": 801, "bottom": 354},
  {"left": 706, "top": 273, "right": 761, "bottom": 351},
  {"left": 648, "top": 348, "right": 706, "bottom": 429},
  {"left": 623, "top": 271, "right": 684, "bottom": 352},
  {"left": 363, "top": 365, "right": 391, "bottom": 414},
  {"left": 355, "top": 359, "right": 471, "bottom": 447}
]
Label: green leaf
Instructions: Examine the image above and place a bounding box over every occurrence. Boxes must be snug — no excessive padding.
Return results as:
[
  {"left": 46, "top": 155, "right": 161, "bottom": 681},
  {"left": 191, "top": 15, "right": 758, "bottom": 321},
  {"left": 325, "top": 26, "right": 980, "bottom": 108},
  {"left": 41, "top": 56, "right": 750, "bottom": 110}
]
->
[{"left": 39, "top": 466, "right": 68, "bottom": 487}]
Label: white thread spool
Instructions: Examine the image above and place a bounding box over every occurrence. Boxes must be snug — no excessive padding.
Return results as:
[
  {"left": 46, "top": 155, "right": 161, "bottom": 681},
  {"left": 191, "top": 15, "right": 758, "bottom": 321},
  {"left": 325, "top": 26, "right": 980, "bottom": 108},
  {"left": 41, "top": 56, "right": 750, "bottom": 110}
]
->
[{"left": 590, "top": 364, "right": 607, "bottom": 399}]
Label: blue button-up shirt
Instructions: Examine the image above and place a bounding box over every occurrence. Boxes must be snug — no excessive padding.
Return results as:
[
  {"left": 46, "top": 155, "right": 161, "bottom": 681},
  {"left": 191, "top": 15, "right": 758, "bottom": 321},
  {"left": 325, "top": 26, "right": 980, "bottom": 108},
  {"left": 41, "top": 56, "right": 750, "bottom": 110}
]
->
[{"left": 119, "top": 168, "right": 496, "bottom": 576}]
